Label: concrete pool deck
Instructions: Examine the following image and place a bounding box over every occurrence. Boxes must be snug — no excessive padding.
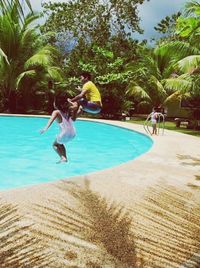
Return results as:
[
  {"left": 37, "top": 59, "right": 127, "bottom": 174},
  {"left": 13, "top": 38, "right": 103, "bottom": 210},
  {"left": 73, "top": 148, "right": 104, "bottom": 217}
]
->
[{"left": 0, "top": 118, "right": 200, "bottom": 267}]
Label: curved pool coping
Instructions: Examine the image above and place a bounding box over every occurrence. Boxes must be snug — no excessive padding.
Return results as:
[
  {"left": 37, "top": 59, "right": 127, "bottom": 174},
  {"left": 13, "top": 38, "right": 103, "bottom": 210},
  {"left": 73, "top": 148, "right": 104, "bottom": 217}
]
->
[{"left": 0, "top": 114, "right": 200, "bottom": 267}]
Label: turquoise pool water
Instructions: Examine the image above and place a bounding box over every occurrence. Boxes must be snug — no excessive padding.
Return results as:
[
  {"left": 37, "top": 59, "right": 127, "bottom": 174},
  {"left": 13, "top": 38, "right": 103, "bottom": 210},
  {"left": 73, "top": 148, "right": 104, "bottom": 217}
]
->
[{"left": 0, "top": 116, "right": 153, "bottom": 190}]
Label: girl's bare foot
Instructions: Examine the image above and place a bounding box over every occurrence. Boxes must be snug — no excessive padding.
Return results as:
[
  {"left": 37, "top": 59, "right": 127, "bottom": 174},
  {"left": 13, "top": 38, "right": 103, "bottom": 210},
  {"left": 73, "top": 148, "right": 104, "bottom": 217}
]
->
[{"left": 56, "top": 157, "right": 67, "bottom": 164}]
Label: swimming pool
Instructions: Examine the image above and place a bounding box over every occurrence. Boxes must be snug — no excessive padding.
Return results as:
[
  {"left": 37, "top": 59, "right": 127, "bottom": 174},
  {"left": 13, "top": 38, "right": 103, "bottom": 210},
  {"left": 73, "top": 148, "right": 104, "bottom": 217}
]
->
[{"left": 0, "top": 116, "right": 153, "bottom": 190}]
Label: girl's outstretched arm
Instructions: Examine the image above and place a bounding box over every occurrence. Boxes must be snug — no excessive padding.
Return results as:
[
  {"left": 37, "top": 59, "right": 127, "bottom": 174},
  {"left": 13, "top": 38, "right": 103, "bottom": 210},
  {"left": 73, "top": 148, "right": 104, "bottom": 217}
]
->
[{"left": 40, "top": 110, "right": 58, "bottom": 134}]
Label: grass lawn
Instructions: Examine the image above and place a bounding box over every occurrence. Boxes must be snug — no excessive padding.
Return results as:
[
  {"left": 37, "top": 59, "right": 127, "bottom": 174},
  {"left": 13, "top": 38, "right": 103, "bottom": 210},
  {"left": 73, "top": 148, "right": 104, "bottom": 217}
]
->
[{"left": 128, "top": 117, "right": 200, "bottom": 137}]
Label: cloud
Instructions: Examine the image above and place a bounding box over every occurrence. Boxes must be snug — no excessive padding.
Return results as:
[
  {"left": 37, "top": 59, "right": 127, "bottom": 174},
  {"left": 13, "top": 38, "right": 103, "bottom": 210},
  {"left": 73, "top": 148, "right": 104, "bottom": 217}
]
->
[
  {"left": 136, "top": 0, "right": 187, "bottom": 39},
  {"left": 30, "top": 0, "right": 42, "bottom": 11}
]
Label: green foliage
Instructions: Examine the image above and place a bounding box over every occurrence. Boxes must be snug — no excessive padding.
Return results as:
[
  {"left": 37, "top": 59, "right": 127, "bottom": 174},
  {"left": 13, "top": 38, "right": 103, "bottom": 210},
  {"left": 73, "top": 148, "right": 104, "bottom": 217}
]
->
[
  {"left": 164, "top": 74, "right": 192, "bottom": 93},
  {"left": 158, "top": 1, "right": 200, "bottom": 105},
  {"left": 61, "top": 36, "right": 141, "bottom": 115},
  {"left": 176, "top": 1, "right": 200, "bottom": 48},
  {"left": 0, "top": 0, "right": 33, "bottom": 19},
  {"left": 175, "top": 55, "right": 200, "bottom": 73},
  {"left": 129, "top": 0, "right": 200, "bottom": 114},
  {"left": 154, "top": 12, "right": 181, "bottom": 35},
  {"left": 40, "top": 0, "right": 151, "bottom": 115},
  {"left": 124, "top": 44, "right": 172, "bottom": 111},
  {"left": 92, "top": 45, "right": 114, "bottom": 59},
  {"left": 126, "top": 83, "right": 149, "bottom": 100},
  {"left": 0, "top": 0, "right": 63, "bottom": 113},
  {"left": 97, "top": 70, "right": 134, "bottom": 84},
  {"left": 1, "top": 0, "right": 199, "bottom": 116},
  {"left": 42, "top": 0, "right": 147, "bottom": 46}
]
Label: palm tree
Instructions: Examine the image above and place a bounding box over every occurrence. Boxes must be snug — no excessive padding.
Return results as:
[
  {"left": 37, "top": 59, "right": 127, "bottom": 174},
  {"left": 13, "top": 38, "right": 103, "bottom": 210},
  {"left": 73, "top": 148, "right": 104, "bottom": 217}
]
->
[
  {"left": 126, "top": 1, "right": 200, "bottom": 114},
  {"left": 163, "top": 1, "right": 200, "bottom": 107},
  {"left": 0, "top": 0, "right": 63, "bottom": 112},
  {"left": 125, "top": 46, "right": 169, "bottom": 113},
  {"left": 176, "top": 1, "right": 200, "bottom": 49},
  {"left": 0, "top": 0, "right": 33, "bottom": 18}
]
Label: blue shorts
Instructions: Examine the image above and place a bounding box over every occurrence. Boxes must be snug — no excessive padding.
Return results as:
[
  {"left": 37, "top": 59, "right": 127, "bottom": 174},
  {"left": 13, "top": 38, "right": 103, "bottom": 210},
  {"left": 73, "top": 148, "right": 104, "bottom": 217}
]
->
[{"left": 79, "top": 99, "right": 102, "bottom": 114}]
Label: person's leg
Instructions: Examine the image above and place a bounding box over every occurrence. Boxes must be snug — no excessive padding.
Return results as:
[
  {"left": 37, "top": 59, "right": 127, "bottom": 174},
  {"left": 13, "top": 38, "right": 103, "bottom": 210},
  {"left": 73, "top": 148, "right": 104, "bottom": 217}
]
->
[
  {"left": 81, "top": 101, "right": 101, "bottom": 114},
  {"left": 53, "top": 141, "right": 62, "bottom": 157},
  {"left": 59, "top": 144, "right": 67, "bottom": 162},
  {"left": 155, "top": 124, "right": 157, "bottom": 135},
  {"left": 152, "top": 123, "right": 156, "bottom": 135},
  {"left": 53, "top": 141, "right": 67, "bottom": 163}
]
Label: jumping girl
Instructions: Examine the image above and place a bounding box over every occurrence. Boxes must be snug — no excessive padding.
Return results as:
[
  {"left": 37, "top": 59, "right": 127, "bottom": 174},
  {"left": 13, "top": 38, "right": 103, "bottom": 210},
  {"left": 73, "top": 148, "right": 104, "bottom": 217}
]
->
[{"left": 40, "top": 94, "right": 76, "bottom": 163}]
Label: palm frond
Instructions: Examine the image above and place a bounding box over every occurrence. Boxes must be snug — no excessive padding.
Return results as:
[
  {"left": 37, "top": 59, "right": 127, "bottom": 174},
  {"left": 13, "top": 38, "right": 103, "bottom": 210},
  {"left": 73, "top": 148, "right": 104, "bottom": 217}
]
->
[
  {"left": 47, "top": 66, "right": 63, "bottom": 82},
  {"left": 126, "top": 82, "right": 151, "bottom": 101},
  {"left": 164, "top": 91, "right": 182, "bottom": 104},
  {"left": 150, "top": 75, "right": 168, "bottom": 100},
  {"left": 20, "top": 28, "right": 40, "bottom": 51},
  {"left": 22, "top": 12, "right": 41, "bottom": 31},
  {"left": 0, "top": 48, "right": 9, "bottom": 65},
  {"left": 14, "top": 0, "right": 33, "bottom": 17},
  {"left": 0, "top": 11, "right": 25, "bottom": 60},
  {"left": 0, "top": 200, "right": 55, "bottom": 267},
  {"left": 24, "top": 53, "right": 54, "bottom": 69},
  {"left": 184, "top": 1, "right": 200, "bottom": 16},
  {"left": 125, "top": 63, "right": 148, "bottom": 80},
  {"left": 65, "top": 180, "right": 138, "bottom": 266},
  {"left": 164, "top": 75, "right": 192, "bottom": 93},
  {"left": 154, "top": 41, "right": 200, "bottom": 74},
  {"left": 25, "top": 45, "right": 60, "bottom": 68},
  {"left": 175, "top": 55, "right": 200, "bottom": 73},
  {"left": 16, "top": 70, "right": 36, "bottom": 88},
  {"left": 39, "top": 45, "right": 61, "bottom": 59},
  {"left": 142, "top": 55, "right": 161, "bottom": 78},
  {"left": 0, "top": 0, "right": 33, "bottom": 22}
]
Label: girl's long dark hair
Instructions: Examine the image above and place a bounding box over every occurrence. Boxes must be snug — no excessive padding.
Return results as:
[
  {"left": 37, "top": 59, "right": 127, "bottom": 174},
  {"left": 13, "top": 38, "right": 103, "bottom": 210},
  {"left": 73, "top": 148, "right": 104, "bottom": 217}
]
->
[{"left": 54, "top": 93, "right": 71, "bottom": 116}]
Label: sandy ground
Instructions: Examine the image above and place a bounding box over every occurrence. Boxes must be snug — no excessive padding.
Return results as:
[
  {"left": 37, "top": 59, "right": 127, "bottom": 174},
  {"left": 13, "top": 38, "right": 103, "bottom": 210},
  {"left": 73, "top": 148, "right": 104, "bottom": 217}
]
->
[{"left": 0, "top": 118, "right": 200, "bottom": 267}]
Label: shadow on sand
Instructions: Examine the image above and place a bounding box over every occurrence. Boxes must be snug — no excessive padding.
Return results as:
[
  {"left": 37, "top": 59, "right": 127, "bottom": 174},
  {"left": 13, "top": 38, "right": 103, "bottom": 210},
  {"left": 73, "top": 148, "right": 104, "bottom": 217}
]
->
[{"left": 1, "top": 179, "right": 200, "bottom": 267}]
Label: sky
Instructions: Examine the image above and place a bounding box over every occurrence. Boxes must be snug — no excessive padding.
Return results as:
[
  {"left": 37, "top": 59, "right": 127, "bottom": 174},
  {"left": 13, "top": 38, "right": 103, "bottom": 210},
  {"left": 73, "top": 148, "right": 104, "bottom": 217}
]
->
[{"left": 30, "top": 0, "right": 188, "bottom": 40}]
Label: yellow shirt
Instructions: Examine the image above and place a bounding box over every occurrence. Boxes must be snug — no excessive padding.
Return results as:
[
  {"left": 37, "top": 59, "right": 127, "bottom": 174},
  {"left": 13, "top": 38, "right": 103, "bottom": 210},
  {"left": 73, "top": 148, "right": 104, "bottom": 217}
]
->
[{"left": 83, "top": 81, "right": 102, "bottom": 104}]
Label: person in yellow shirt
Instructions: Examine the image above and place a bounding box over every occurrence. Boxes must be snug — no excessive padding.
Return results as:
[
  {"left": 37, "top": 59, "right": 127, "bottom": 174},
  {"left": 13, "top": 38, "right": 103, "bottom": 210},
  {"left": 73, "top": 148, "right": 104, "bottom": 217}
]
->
[{"left": 68, "top": 72, "right": 102, "bottom": 116}]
